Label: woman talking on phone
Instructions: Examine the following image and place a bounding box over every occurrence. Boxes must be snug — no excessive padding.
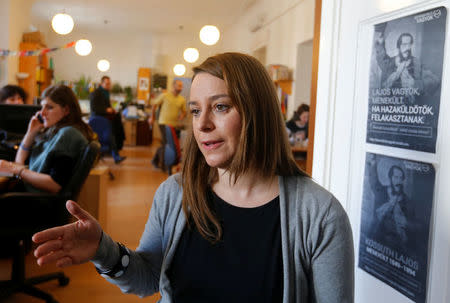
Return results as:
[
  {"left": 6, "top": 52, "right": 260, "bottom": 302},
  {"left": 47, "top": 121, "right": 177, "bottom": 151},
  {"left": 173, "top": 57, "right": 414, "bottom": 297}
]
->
[
  {"left": 0, "top": 85, "right": 94, "bottom": 193},
  {"left": 33, "top": 53, "right": 354, "bottom": 302}
]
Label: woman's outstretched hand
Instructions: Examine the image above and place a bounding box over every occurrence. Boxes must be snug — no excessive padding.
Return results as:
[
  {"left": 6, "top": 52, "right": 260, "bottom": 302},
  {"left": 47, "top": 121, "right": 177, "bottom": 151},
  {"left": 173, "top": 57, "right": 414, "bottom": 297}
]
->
[{"left": 33, "top": 200, "right": 103, "bottom": 268}]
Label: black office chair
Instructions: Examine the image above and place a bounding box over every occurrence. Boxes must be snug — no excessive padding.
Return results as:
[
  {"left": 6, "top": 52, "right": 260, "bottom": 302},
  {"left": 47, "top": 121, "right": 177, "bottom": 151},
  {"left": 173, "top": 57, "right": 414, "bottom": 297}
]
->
[{"left": 0, "top": 140, "right": 100, "bottom": 303}]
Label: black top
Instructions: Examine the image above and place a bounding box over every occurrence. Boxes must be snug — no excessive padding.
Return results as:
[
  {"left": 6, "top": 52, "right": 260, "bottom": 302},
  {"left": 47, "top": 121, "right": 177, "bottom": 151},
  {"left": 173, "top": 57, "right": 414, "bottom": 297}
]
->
[
  {"left": 286, "top": 120, "right": 308, "bottom": 139},
  {"left": 47, "top": 154, "right": 75, "bottom": 188},
  {"left": 89, "top": 87, "right": 111, "bottom": 116},
  {"left": 167, "top": 190, "right": 283, "bottom": 303}
]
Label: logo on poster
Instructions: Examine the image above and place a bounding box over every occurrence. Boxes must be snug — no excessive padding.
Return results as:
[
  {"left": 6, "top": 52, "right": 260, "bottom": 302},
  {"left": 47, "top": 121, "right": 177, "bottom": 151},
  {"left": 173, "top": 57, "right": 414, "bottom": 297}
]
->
[
  {"left": 403, "top": 161, "right": 430, "bottom": 173},
  {"left": 414, "top": 10, "right": 439, "bottom": 23},
  {"left": 433, "top": 9, "right": 442, "bottom": 19}
]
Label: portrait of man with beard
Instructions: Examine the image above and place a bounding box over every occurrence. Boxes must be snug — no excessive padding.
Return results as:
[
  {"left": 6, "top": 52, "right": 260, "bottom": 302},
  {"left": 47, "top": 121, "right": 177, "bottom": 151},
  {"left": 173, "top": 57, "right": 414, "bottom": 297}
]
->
[
  {"left": 367, "top": 154, "right": 416, "bottom": 251},
  {"left": 373, "top": 23, "right": 440, "bottom": 100}
]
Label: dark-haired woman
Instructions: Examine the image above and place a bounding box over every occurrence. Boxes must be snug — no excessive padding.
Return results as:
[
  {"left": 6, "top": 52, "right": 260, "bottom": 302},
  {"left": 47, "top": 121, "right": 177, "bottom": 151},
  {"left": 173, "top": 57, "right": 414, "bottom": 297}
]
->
[
  {"left": 0, "top": 85, "right": 94, "bottom": 193},
  {"left": 33, "top": 54, "right": 354, "bottom": 302},
  {"left": 0, "top": 84, "right": 27, "bottom": 104},
  {"left": 286, "top": 103, "right": 310, "bottom": 144}
]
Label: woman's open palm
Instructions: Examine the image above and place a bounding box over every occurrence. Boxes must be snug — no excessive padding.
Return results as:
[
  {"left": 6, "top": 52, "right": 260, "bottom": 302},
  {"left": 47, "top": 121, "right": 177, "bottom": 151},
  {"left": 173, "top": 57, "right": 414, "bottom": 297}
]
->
[{"left": 33, "top": 200, "right": 103, "bottom": 268}]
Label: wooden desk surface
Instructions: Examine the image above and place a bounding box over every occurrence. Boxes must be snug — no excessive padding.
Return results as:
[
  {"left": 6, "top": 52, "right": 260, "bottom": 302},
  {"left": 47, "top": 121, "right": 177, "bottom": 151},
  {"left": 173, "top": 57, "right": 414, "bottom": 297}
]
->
[
  {"left": 291, "top": 145, "right": 308, "bottom": 152},
  {"left": 0, "top": 176, "right": 9, "bottom": 191}
]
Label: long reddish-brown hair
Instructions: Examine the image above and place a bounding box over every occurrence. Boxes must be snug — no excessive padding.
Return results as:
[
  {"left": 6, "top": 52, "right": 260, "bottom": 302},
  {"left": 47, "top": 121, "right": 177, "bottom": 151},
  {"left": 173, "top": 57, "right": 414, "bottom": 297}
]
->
[
  {"left": 41, "top": 85, "right": 94, "bottom": 141},
  {"left": 182, "top": 52, "right": 308, "bottom": 243}
]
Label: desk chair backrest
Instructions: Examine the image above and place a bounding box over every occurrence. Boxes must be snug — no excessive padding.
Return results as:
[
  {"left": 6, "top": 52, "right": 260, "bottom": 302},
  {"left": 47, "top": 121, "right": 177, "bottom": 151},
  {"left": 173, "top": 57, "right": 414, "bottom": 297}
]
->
[
  {"left": 88, "top": 115, "right": 112, "bottom": 153},
  {"left": 62, "top": 140, "right": 100, "bottom": 201}
]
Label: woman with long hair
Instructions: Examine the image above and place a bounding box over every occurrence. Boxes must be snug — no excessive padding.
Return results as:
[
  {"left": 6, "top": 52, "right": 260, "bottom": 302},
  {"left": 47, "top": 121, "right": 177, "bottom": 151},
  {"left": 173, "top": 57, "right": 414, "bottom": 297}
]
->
[
  {"left": 286, "top": 103, "right": 310, "bottom": 144},
  {"left": 33, "top": 53, "right": 354, "bottom": 302},
  {"left": 0, "top": 85, "right": 94, "bottom": 193}
]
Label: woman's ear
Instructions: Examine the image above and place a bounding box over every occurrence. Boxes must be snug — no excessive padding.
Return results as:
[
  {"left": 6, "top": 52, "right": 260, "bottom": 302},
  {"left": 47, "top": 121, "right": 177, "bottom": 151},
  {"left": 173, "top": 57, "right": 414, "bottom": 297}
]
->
[{"left": 63, "top": 106, "right": 70, "bottom": 116}]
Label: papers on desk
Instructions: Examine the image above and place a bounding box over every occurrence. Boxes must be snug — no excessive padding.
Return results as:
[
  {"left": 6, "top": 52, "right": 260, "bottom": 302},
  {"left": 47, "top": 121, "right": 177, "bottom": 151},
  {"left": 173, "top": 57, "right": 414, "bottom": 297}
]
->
[{"left": 0, "top": 171, "right": 14, "bottom": 177}]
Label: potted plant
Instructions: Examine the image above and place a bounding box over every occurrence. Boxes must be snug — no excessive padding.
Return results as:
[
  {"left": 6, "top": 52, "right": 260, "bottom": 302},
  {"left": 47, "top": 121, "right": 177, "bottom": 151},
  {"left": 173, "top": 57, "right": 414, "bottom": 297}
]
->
[{"left": 73, "top": 75, "right": 91, "bottom": 100}]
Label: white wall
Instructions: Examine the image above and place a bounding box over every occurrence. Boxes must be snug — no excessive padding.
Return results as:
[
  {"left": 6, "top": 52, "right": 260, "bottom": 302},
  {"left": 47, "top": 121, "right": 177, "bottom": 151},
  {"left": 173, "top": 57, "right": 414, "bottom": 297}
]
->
[
  {"left": 26, "top": 0, "right": 314, "bottom": 95},
  {"left": 41, "top": 26, "right": 226, "bottom": 88},
  {"left": 0, "top": 0, "right": 34, "bottom": 86},
  {"left": 8, "top": 0, "right": 34, "bottom": 84},
  {"left": 42, "top": 27, "right": 154, "bottom": 87},
  {"left": 219, "top": 0, "right": 315, "bottom": 118},
  {"left": 0, "top": 0, "right": 10, "bottom": 86},
  {"left": 152, "top": 31, "right": 223, "bottom": 82},
  {"left": 315, "top": 0, "right": 450, "bottom": 302}
]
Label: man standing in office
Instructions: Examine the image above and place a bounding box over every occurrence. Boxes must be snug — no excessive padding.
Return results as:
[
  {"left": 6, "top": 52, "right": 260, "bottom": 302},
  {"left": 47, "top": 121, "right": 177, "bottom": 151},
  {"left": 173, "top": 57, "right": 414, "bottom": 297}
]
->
[
  {"left": 90, "top": 76, "right": 126, "bottom": 164},
  {"left": 148, "top": 79, "right": 186, "bottom": 170}
]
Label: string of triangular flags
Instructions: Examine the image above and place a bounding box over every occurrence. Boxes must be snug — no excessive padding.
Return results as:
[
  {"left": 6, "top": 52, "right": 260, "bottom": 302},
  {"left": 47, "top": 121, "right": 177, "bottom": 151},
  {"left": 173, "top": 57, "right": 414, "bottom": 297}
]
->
[{"left": 0, "top": 41, "right": 75, "bottom": 57}]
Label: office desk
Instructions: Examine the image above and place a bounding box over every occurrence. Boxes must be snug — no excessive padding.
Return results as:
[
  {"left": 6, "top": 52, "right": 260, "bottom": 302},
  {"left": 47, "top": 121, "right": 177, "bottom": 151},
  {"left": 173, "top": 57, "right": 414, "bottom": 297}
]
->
[
  {"left": 77, "top": 166, "right": 108, "bottom": 228},
  {"left": 0, "top": 176, "right": 9, "bottom": 192},
  {"left": 291, "top": 145, "right": 308, "bottom": 171},
  {"left": 123, "top": 119, "right": 152, "bottom": 146}
]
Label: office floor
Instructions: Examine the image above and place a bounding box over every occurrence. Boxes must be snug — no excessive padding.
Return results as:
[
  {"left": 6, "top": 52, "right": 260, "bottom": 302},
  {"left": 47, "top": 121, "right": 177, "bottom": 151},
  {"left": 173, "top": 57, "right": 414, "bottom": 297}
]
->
[{"left": 0, "top": 145, "right": 168, "bottom": 303}]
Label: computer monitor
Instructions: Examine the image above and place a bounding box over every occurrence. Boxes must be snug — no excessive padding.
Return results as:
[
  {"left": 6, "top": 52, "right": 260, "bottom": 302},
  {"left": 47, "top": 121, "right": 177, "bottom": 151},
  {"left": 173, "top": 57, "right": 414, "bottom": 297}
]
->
[
  {"left": 0, "top": 104, "right": 41, "bottom": 134},
  {"left": 78, "top": 99, "right": 90, "bottom": 115}
]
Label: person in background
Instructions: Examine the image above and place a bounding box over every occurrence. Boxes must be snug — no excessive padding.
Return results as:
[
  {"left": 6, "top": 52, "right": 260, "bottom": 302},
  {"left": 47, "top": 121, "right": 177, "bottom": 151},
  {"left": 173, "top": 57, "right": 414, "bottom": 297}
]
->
[
  {"left": 0, "top": 85, "right": 27, "bottom": 104},
  {"left": 286, "top": 103, "right": 310, "bottom": 145},
  {"left": 148, "top": 79, "right": 186, "bottom": 170},
  {"left": 89, "top": 76, "right": 126, "bottom": 164},
  {"left": 0, "top": 85, "right": 94, "bottom": 193},
  {"left": 32, "top": 53, "right": 354, "bottom": 302}
]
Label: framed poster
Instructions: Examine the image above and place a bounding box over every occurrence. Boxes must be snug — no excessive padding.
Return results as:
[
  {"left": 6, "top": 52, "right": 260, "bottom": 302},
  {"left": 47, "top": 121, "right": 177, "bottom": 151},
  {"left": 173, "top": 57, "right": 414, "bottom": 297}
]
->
[
  {"left": 358, "top": 153, "right": 435, "bottom": 303},
  {"left": 366, "top": 7, "right": 447, "bottom": 153},
  {"left": 137, "top": 67, "right": 151, "bottom": 104}
]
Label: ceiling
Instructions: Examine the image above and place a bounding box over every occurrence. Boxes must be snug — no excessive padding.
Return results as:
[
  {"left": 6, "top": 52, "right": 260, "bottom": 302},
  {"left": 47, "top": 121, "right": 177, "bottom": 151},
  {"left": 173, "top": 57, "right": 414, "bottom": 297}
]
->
[{"left": 31, "top": 0, "right": 260, "bottom": 34}]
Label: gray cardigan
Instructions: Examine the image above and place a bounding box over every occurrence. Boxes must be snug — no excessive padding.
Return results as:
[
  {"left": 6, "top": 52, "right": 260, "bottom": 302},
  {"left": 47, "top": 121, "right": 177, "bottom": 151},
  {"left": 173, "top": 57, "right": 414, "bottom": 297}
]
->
[{"left": 92, "top": 174, "right": 354, "bottom": 302}]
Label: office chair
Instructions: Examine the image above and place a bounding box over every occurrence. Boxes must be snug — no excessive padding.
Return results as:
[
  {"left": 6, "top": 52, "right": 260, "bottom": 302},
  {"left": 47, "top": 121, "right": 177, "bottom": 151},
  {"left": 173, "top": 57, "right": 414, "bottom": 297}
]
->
[
  {"left": 0, "top": 141, "right": 100, "bottom": 303},
  {"left": 88, "top": 115, "right": 115, "bottom": 180}
]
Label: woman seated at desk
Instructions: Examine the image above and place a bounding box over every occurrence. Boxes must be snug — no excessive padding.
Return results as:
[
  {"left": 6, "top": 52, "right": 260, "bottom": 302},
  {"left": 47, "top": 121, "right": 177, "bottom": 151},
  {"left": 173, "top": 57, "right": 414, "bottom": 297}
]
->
[
  {"left": 0, "top": 84, "right": 26, "bottom": 105},
  {"left": 0, "top": 85, "right": 94, "bottom": 193},
  {"left": 286, "top": 103, "right": 309, "bottom": 146}
]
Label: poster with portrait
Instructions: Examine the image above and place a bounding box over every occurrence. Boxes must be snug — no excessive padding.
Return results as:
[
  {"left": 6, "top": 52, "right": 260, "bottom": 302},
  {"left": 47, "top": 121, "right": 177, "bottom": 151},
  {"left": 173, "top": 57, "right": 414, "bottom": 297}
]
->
[
  {"left": 358, "top": 153, "right": 435, "bottom": 303},
  {"left": 366, "top": 7, "right": 447, "bottom": 153}
]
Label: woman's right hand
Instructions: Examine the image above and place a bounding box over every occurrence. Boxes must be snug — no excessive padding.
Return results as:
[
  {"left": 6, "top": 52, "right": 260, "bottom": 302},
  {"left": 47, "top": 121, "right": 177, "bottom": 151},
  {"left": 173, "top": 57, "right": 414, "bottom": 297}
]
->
[
  {"left": 27, "top": 112, "right": 44, "bottom": 135},
  {"left": 33, "top": 200, "right": 103, "bottom": 268}
]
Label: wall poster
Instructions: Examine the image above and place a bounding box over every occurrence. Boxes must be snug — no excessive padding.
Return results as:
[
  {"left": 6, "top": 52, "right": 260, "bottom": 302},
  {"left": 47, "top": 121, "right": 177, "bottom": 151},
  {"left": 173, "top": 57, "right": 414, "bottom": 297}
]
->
[
  {"left": 366, "top": 7, "right": 447, "bottom": 153},
  {"left": 358, "top": 153, "right": 435, "bottom": 303}
]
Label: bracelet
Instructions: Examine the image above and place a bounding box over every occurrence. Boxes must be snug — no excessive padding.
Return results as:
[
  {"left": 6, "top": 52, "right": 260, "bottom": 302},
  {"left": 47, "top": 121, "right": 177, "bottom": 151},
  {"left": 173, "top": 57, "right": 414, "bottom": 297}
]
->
[
  {"left": 95, "top": 242, "right": 130, "bottom": 278},
  {"left": 15, "top": 167, "right": 25, "bottom": 180},
  {"left": 19, "top": 143, "right": 31, "bottom": 151}
]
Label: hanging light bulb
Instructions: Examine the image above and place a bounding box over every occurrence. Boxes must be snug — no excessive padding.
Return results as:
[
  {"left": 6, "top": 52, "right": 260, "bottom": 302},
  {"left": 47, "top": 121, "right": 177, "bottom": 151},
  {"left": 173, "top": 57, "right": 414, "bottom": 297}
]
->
[
  {"left": 183, "top": 48, "right": 199, "bottom": 63},
  {"left": 51, "top": 13, "right": 74, "bottom": 35},
  {"left": 173, "top": 64, "right": 186, "bottom": 76},
  {"left": 97, "top": 59, "right": 110, "bottom": 72},
  {"left": 75, "top": 39, "right": 92, "bottom": 56},
  {"left": 199, "top": 25, "right": 220, "bottom": 46}
]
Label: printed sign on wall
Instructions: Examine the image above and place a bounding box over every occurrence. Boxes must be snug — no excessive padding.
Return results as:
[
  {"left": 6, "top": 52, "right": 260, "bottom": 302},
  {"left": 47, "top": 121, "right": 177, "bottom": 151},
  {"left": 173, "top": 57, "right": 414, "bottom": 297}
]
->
[
  {"left": 366, "top": 7, "right": 447, "bottom": 153},
  {"left": 359, "top": 153, "right": 435, "bottom": 303}
]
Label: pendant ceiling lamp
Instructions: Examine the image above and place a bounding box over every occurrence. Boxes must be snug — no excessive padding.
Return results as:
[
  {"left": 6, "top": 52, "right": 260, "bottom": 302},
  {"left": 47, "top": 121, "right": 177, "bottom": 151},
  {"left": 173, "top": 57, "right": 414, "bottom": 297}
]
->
[
  {"left": 75, "top": 39, "right": 92, "bottom": 56},
  {"left": 97, "top": 59, "right": 110, "bottom": 72},
  {"left": 173, "top": 64, "right": 186, "bottom": 76},
  {"left": 51, "top": 13, "right": 74, "bottom": 35},
  {"left": 183, "top": 48, "right": 199, "bottom": 63},
  {"left": 199, "top": 25, "right": 220, "bottom": 46}
]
